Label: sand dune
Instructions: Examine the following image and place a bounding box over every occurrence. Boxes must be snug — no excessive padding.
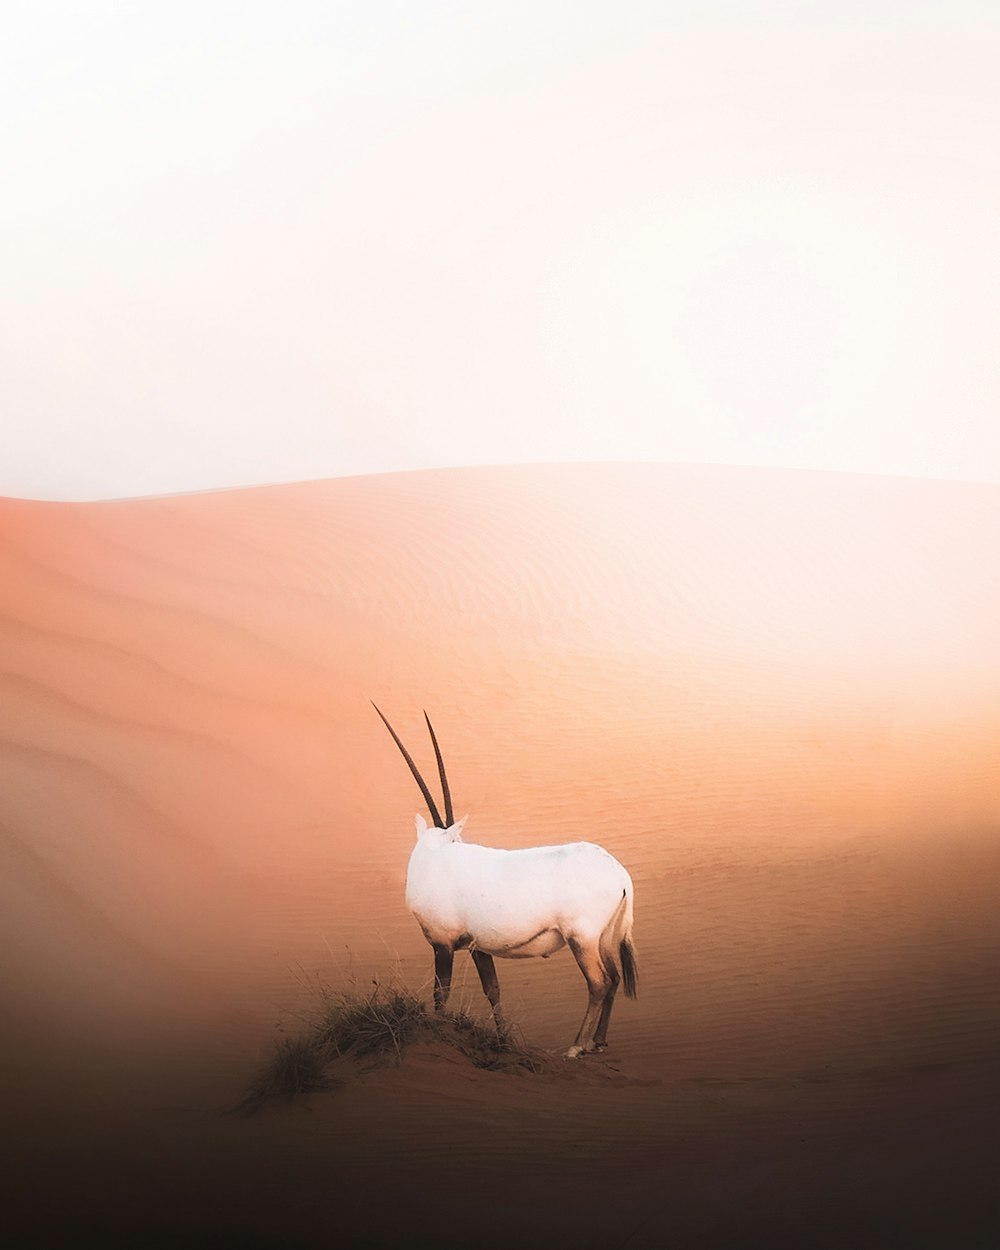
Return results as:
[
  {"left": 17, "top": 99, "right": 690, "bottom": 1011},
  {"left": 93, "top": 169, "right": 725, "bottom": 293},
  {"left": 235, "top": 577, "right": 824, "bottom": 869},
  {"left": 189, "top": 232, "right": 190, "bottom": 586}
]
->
[{"left": 1, "top": 464, "right": 999, "bottom": 1247}]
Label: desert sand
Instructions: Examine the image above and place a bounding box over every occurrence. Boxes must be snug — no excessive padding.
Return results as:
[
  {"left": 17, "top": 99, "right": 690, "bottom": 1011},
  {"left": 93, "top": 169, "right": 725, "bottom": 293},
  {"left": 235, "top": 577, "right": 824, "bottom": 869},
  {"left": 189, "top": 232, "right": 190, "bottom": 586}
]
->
[{"left": 1, "top": 463, "right": 998, "bottom": 1247}]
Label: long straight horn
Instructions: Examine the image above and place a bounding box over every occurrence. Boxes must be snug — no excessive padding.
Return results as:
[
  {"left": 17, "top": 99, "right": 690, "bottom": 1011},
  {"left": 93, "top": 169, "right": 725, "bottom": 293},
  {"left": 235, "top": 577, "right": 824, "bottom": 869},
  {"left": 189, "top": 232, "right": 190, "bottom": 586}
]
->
[
  {"left": 371, "top": 703, "right": 444, "bottom": 829},
  {"left": 423, "top": 711, "right": 453, "bottom": 828}
]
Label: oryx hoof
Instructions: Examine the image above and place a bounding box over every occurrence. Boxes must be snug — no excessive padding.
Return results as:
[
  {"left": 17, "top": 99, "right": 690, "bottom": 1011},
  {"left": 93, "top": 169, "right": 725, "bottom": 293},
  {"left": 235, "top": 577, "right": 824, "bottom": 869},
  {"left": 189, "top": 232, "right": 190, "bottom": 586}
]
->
[{"left": 564, "top": 1044, "right": 593, "bottom": 1059}]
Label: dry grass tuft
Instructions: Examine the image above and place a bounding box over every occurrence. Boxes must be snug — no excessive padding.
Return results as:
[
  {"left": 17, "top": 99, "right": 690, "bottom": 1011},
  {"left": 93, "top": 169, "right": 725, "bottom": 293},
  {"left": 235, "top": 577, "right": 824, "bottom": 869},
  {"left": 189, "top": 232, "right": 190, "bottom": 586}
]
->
[{"left": 236, "top": 979, "right": 548, "bottom": 1113}]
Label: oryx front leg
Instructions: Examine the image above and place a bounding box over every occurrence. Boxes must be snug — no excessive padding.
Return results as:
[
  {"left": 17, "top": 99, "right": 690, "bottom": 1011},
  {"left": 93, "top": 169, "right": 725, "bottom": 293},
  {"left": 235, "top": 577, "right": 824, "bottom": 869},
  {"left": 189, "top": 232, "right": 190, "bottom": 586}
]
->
[
  {"left": 432, "top": 943, "right": 454, "bottom": 1012},
  {"left": 565, "top": 937, "right": 612, "bottom": 1059},
  {"left": 471, "top": 949, "right": 507, "bottom": 1037}
]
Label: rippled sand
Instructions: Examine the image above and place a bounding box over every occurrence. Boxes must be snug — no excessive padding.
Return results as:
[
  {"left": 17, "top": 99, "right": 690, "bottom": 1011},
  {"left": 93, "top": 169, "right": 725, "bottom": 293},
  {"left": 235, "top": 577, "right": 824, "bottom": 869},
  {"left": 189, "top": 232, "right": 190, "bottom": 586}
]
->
[{"left": 2, "top": 464, "right": 998, "bottom": 1247}]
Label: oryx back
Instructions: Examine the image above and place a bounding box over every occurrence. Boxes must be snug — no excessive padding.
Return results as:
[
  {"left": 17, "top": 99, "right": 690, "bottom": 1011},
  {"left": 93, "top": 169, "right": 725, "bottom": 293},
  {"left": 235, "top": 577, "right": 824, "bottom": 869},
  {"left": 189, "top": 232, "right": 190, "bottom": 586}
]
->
[{"left": 407, "top": 837, "right": 633, "bottom": 960}]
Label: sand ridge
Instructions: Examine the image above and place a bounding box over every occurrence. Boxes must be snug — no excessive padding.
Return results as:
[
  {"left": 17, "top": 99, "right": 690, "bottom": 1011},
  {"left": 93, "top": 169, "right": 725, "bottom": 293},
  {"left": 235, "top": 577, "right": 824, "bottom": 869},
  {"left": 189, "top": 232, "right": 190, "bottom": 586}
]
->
[{"left": 1, "top": 463, "right": 999, "bottom": 1246}]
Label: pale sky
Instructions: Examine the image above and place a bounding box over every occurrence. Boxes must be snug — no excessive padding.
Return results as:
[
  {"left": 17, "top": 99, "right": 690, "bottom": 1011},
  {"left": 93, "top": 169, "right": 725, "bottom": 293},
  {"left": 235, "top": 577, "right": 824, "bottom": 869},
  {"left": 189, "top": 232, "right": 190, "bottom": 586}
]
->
[{"left": 2, "top": 1, "right": 999, "bottom": 501}]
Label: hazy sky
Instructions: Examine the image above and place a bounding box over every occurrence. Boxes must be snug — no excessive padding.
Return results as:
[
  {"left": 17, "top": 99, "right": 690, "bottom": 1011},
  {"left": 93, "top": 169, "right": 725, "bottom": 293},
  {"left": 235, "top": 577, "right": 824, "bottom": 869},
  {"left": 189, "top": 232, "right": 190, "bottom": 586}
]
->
[{"left": 3, "top": 1, "right": 999, "bottom": 500}]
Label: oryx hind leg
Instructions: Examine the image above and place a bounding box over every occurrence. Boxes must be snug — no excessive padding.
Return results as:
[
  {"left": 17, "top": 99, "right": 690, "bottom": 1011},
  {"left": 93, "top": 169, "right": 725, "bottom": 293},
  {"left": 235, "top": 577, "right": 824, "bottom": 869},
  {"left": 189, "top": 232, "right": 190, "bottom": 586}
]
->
[
  {"left": 593, "top": 963, "right": 620, "bottom": 1050},
  {"left": 471, "top": 949, "right": 507, "bottom": 1037},
  {"left": 432, "top": 943, "right": 454, "bottom": 1012},
  {"left": 566, "top": 936, "right": 612, "bottom": 1059}
]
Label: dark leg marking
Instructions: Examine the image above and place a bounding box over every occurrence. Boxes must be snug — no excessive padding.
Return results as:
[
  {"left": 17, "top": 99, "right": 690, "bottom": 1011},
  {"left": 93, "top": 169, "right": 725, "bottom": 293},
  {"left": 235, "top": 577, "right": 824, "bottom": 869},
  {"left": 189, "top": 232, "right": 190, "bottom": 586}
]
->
[
  {"left": 593, "top": 964, "right": 620, "bottom": 1049},
  {"left": 432, "top": 943, "right": 454, "bottom": 1012},
  {"left": 471, "top": 949, "right": 507, "bottom": 1035}
]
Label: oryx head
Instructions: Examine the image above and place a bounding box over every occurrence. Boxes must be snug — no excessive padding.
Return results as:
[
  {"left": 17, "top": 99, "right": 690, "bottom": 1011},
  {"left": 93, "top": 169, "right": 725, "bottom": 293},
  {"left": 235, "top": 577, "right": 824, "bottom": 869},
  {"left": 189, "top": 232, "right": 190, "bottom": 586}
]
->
[{"left": 372, "top": 704, "right": 466, "bottom": 843}]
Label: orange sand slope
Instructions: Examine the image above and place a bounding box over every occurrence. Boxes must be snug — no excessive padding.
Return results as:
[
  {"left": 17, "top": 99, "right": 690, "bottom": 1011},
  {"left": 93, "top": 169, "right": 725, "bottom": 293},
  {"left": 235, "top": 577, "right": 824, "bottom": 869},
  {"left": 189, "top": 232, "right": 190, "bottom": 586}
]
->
[{"left": 1, "top": 463, "right": 999, "bottom": 1247}]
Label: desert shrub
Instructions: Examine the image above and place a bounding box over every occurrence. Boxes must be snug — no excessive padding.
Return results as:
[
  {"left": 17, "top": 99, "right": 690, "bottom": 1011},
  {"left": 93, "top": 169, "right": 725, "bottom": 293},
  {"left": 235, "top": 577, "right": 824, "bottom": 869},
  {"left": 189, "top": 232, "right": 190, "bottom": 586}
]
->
[{"left": 236, "top": 980, "right": 547, "bottom": 1113}]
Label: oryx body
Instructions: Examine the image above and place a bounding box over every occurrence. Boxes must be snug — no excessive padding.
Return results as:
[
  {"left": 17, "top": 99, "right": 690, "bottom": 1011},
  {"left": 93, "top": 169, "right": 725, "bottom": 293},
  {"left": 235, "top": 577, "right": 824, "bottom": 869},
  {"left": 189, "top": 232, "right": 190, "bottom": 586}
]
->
[{"left": 374, "top": 706, "right": 637, "bottom": 1058}]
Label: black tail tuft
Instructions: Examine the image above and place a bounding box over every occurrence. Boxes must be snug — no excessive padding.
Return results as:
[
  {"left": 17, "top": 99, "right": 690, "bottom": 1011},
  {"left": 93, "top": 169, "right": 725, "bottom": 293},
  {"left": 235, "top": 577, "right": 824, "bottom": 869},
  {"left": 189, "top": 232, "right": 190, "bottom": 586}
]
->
[{"left": 620, "top": 939, "right": 638, "bottom": 999}]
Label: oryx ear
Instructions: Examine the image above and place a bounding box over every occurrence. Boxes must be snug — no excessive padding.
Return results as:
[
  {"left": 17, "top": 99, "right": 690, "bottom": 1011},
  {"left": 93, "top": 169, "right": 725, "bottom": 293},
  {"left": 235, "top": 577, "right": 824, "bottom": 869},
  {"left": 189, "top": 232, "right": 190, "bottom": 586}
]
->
[
  {"left": 415, "top": 813, "right": 428, "bottom": 838},
  {"left": 450, "top": 815, "right": 468, "bottom": 839}
]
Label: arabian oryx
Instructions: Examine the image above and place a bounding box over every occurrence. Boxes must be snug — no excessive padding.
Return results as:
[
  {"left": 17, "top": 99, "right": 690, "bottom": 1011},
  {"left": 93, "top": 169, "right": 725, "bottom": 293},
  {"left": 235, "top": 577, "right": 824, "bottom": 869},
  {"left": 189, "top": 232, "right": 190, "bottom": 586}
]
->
[{"left": 372, "top": 705, "right": 637, "bottom": 1058}]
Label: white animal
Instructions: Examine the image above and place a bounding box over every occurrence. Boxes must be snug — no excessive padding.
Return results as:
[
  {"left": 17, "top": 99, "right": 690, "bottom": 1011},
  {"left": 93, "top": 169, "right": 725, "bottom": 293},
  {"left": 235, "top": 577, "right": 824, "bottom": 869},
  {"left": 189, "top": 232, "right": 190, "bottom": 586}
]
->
[{"left": 373, "top": 705, "right": 637, "bottom": 1058}]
